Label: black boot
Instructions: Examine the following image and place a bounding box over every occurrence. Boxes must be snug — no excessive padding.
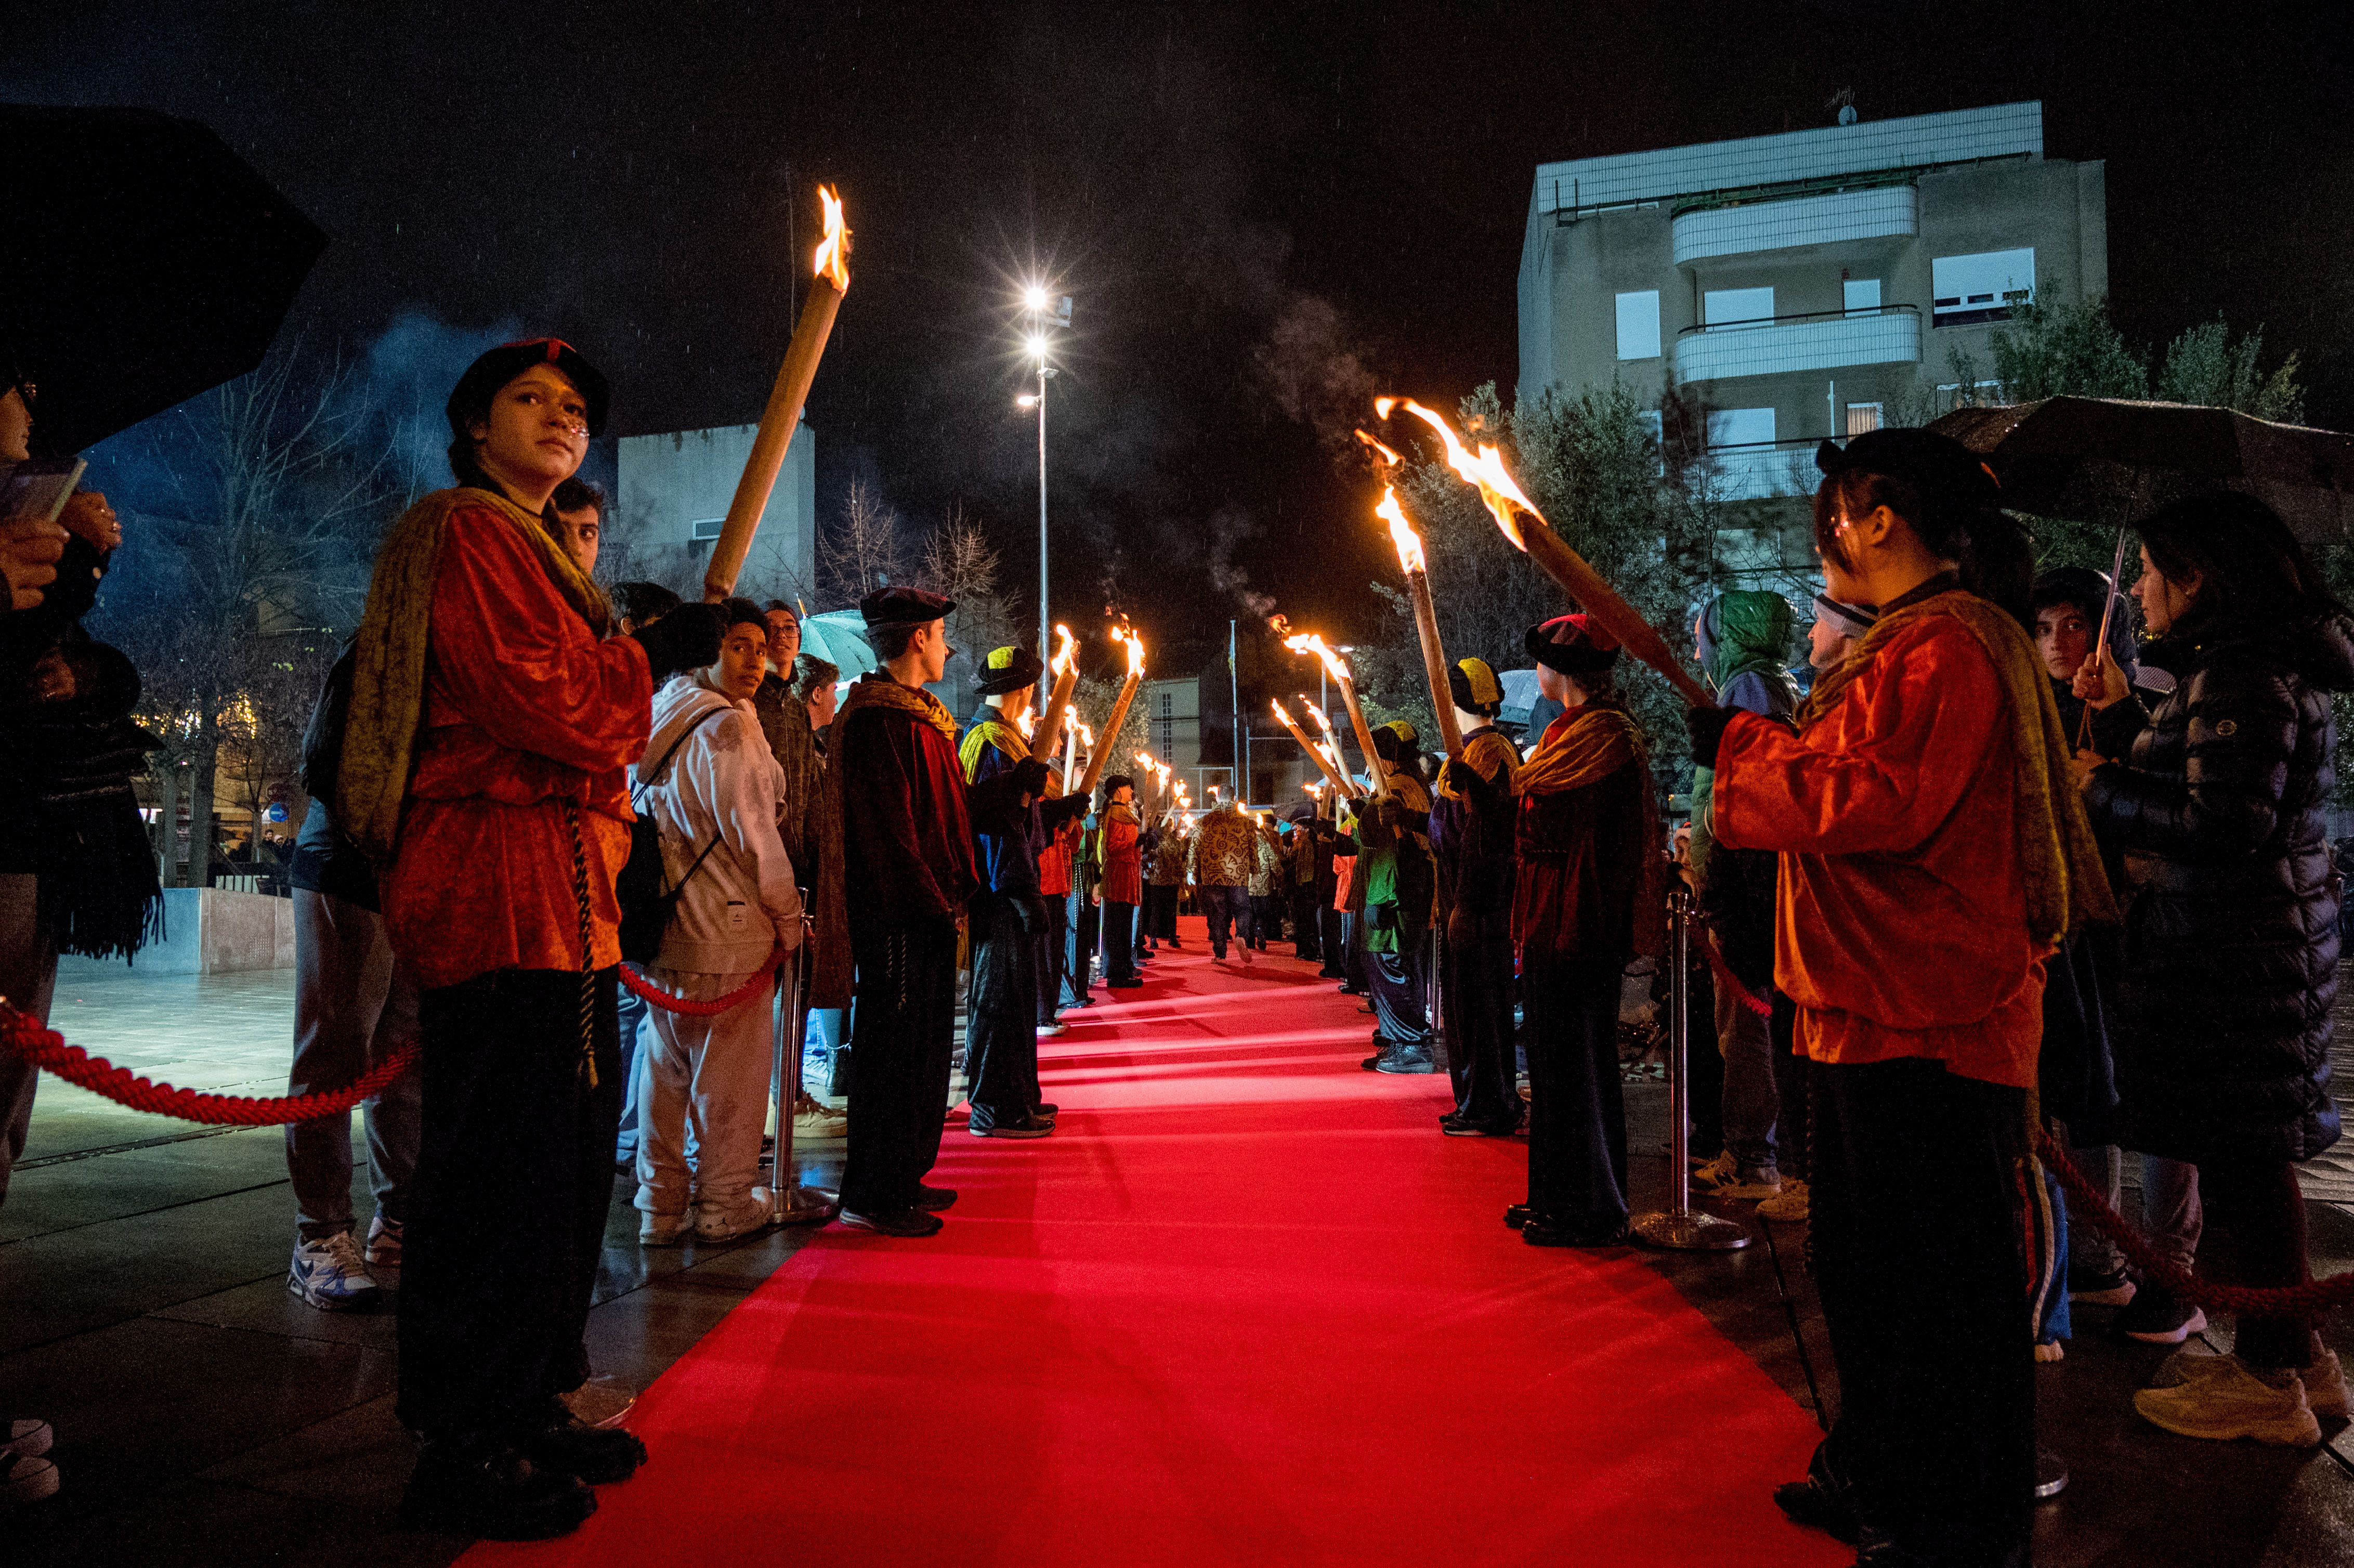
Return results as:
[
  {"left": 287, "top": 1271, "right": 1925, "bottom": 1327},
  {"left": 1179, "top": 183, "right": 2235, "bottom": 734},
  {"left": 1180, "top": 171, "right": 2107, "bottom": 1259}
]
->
[
  {"left": 514, "top": 1400, "right": 648, "bottom": 1485},
  {"left": 1372, "top": 1040, "right": 1435, "bottom": 1075},
  {"left": 1772, "top": 1442, "right": 1862, "bottom": 1545},
  {"left": 401, "top": 1434, "right": 597, "bottom": 1540}
]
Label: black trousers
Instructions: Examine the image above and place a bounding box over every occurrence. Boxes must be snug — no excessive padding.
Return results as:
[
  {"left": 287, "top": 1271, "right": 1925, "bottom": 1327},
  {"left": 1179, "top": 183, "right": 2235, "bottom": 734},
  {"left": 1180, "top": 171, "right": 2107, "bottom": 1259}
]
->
[
  {"left": 1290, "top": 887, "right": 1323, "bottom": 960},
  {"left": 1202, "top": 884, "right": 1252, "bottom": 955},
  {"left": 1064, "top": 885, "right": 1098, "bottom": 1005},
  {"left": 1037, "top": 895, "right": 1068, "bottom": 1025},
  {"left": 1366, "top": 921, "right": 1433, "bottom": 1047},
  {"left": 1143, "top": 883, "right": 1179, "bottom": 940},
  {"left": 1443, "top": 908, "right": 1519, "bottom": 1125},
  {"left": 1810, "top": 1056, "right": 2030, "bottom": 1567},
  {"left": 841, "top": 921, "right": 959, "bottom": 1213},
  {"left": 1317, "top": 902, "right": 1345, "bottom": 976},
  {"left": 400, "top": 967, "right": 622, "bottom": 1441},
  {"left": 1521, "top": 952, "right": 1627, "bottom": 1232},
  {"left": 1103, "top": 900, "right": 1138, "bottom": 981},
  {"left": 1767, "top": 989, "right": 1808, "bottom": 1181},
  {"left": 963, "top": 903, "right": 1040, "bottom": 1123}
]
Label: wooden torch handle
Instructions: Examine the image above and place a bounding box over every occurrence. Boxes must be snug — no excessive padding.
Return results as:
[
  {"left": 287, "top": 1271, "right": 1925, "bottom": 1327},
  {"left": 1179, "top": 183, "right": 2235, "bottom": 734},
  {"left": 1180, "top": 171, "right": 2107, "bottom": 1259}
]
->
[
  {"left": 704, "top": 276, "right": 844, "bottom": 602},
  {"left": 1077, "top": 673, "right": 1144, "bottom": 797},
  {"left": 1406, "top": 569, "right": 1466, "bottom": 758},
  {"left": 1518, "top": 516, "right": 1714, "bottom": 709}
]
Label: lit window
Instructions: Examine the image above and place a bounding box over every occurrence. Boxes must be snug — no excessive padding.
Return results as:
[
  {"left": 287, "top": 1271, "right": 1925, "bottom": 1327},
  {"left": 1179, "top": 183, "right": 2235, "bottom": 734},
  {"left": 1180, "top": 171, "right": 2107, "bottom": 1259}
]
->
[
  {"left": 1614, "top": 291, "right": 1661, "bottom": 360},
  {"left": 1842, "top": 278, "right": 1881, "bottom": 315},
  {"left": 1845, "top": 403, "right": 1882, "bottom": 437},
  {"left": 1931, "top": 250, "right": 2034, "bottom": 325}
]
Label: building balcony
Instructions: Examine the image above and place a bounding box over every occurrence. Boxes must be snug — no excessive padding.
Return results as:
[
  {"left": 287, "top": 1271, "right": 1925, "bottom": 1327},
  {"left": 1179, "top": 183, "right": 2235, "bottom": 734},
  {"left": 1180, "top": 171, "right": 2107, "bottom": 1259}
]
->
[
  {"left": 1672, "top": 184, "right": 1917, "bottom": 265},
  {"left": 1672, "top": 305, "right": 1920, "bottom": 386},
  {"left": 1697, "top": 438, "right": 1822, "bottom": 502}
]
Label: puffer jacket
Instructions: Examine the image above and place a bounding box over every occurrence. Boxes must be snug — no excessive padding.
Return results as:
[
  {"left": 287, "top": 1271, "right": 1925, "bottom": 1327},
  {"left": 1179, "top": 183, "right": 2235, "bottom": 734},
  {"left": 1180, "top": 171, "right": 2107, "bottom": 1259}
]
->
[{"left": 2082, "top": 611, "right": 2354, "bottom": 1164}]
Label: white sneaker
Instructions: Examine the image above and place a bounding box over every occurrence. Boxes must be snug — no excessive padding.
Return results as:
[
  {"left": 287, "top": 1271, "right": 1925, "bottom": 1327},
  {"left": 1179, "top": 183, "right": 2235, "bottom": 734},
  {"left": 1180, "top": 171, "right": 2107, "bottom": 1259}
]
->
[
  {"left": 696, "top": 1189, "right": 777, "bottom": 1242},
  {"left": 1036, "top": 1021, "right": 1068, "bottom": 1038},
  {"left": 792, "top": 1095, "right": 847, "bottom": 1140},
  {"left": 2135, "top": 1351, "right": 2321, "bottom": 1446},
  {"left": 2304, "top": 1347, "right": 2348, "bottom": 1419},
  {"left": 2, "top": 1452, "right": 59, "bottom": 1509},
  {"left": 639, "top": 1209, "right": 692, "bottom": 1246},
  {"left": 287, "top": 1232, "right": 381, "bottom": 1310},
  {"left": 1756, "top": 1179, "right": 1810, "bottom": 1223},
  {"left": 364, "top": 1214, "right": 404, "bottom": 1266}
]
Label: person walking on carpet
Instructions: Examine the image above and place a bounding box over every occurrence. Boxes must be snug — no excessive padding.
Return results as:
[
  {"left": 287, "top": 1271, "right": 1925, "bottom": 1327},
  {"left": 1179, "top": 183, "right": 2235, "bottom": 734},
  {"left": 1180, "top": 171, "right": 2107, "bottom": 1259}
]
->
[
  {"left": 834, "top": 596, "right": 1040, "bottom": 1236},
  {"left": 959, "top": 645, "right": 1083, "bottom": 1139},
  {"left": 341, "top": 338, "right": 729, "bottom": 1538},
  {"left": 1430, "top": 658, "right": 1522, "bottom": 1136},
  {"left": 1188, "top": 794, "right": 1258, "bottom": 962},
  {"left": 1508, "top": 616, "right": 1659, "bottom": 1249},
  {"left": 1701, "top": 428, "right": 2111, "bottom": 1566}
]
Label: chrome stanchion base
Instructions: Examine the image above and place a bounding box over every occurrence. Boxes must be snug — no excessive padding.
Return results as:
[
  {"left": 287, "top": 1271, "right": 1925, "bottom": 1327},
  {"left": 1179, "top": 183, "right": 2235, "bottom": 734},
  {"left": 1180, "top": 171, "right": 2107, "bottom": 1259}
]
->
[
  {"left": 1630, "top": 1207, "right": 1750, "bottom": 1251},
  {"left": 773, "top": 1184, "right": 839, "bottom": 1226}
]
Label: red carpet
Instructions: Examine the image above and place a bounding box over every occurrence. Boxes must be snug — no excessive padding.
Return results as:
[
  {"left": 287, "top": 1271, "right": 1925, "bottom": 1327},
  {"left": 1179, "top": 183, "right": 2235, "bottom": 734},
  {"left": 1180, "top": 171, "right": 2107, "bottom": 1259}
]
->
[{"left": 472, "top": 918, "right": 1843, "bottom": 1567}]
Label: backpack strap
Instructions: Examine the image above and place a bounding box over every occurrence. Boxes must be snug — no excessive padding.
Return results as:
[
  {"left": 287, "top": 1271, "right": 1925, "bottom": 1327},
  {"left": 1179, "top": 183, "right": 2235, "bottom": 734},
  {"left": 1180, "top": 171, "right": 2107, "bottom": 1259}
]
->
[{"left": 633, "top": 704, "right": 726, "bottom": 805}]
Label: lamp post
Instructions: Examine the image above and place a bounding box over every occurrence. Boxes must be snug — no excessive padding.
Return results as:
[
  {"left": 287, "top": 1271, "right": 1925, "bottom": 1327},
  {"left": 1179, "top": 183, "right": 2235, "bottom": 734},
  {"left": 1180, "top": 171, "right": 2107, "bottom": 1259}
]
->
[{"left": 1018, "top": 285, "right": 1071, "bottom": 695}]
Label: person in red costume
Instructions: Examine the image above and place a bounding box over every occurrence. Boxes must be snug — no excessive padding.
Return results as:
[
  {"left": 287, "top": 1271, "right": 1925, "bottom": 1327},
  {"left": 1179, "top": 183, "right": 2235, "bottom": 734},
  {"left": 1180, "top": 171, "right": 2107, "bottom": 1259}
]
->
[
  {"left": 1096, "top": 775, "right": 1145, "bottom": 989},
  {"left": 1696, "top": 429, "right": 2111, "bottom": 1568},
  {"left": 338, "top": 341, "right": 725, "bottom": 1541}
]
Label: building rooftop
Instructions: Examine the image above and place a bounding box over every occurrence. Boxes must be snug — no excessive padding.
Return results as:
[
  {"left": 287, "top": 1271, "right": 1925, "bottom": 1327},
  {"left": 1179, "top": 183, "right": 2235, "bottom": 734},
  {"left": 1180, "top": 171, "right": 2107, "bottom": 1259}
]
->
[{"left": 1532, "top": 101, "right": 2043, "bottom": 217}]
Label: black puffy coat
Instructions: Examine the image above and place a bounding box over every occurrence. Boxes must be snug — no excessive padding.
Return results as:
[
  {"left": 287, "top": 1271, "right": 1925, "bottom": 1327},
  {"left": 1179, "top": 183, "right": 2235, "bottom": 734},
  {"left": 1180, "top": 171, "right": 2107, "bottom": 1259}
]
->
[{"left": 2082, "top": 612, "right": 2354, "bottom": 1164}]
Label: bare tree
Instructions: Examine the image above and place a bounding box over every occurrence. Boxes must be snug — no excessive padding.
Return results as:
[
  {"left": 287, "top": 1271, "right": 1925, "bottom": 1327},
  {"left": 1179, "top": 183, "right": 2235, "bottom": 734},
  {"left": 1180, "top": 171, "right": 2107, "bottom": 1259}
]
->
[
  {"left": 815, "top": 476, "right": 912, "bottom": 608},
  {"left": 94, "top": 352, "right": 385, "bottom": 884}
]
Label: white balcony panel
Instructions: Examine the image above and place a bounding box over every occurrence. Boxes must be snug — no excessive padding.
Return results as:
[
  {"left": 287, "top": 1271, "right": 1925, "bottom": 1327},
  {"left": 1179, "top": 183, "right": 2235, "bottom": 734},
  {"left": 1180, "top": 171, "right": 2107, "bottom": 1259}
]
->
[
  {"left": 1673, "top": 186, "right": 1917, "bottom": 264},
  {"left": 1673, "top": 309, "right": 1920, "bottom": 385},
  {"left": 1705, "top": 443, "right": 1819, "bottom": 502}
]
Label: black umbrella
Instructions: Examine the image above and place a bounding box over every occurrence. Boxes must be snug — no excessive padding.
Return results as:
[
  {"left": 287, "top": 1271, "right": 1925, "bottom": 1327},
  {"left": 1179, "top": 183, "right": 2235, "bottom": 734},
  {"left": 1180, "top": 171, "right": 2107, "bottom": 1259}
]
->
[
  {"left": 1929, "top": 396, "right": 2354, "bottom": 544},
  {"left": 0, "top": 105, "right": 328, "bottom": 456}
]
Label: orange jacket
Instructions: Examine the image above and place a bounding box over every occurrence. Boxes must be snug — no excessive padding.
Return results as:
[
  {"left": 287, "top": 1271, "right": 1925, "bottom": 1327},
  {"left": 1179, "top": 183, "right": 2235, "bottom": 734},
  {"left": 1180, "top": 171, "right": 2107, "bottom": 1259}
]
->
[{"left": 1712, "top": 613, "right": 2046, "bottom": 1088}]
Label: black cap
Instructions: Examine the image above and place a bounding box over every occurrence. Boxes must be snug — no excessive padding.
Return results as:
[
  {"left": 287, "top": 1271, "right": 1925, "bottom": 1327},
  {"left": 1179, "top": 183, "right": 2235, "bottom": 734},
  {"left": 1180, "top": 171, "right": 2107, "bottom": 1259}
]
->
[
  {"left": 1525, "top": 613, "right": 1622, "bottom": 676},
  {"left": 975, "top": 645, "right": 1045, "bottom": 695},
  {"left": 1103, "top": 773, "right": 1136, "bottom": 795},
  {"left": 1816, "top": 427, "right": 2000, "bottom": 506},
  {"left": 860, "top": 585, "right": 955, "bottom": 630},
  {"left": 447, "top": 338, "right": 611, "bottom": 438}
]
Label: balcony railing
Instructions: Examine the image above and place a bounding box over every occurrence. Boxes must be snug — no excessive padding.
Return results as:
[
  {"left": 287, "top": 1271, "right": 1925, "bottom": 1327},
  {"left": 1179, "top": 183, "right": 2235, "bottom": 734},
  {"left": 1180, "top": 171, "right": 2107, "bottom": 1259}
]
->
[
  {"left": 1672, "top": 304, "right": 1920, "bottom": 386},
  {"left": 1672, "top": 185, "right": 1916, "bottom": 265},
  {"left": 1695, "top": 438, "right": 1822, "bottom": 502}
]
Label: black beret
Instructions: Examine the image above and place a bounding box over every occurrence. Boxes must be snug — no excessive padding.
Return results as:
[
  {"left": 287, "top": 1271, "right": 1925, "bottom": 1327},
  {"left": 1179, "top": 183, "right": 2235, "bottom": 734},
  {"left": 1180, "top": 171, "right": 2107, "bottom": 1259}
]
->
[
  {"left": 1102, "top": 774, "right": 1136, "bottom": 795},
  {"left": 975, "top": 645, "right": 1045, "bottom": 695},
  {"left": 1816, "top": 427, "right": 2000, "bottom": 507},
  {"left": 860, "top": 585, "right": 956, "bottom": 629},
  {"left": 1525, "top": 613, "right": 1621, "bottom": 676}
]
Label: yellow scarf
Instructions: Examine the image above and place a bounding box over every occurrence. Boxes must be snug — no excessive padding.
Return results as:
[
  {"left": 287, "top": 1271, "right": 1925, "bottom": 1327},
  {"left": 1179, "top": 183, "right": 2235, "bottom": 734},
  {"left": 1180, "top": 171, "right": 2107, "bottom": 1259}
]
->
[
  {"left": 840, "top": 671, "right": 960, "bottom": 745},
  {"left": 1799, "top": 589, "right": 2116, "bottom": 946},
  {"left": 1514, "top": 702, "right": 1644, "bottom": 798},
  {"left": 338, "top": 486, "right": 610, "bottom": 864},
  {"left": 1435, "top": 728, "right": 1520, "bottom": 800},
  {"left": 958, "top": 711, "right": 1030, "bottom": 781}
]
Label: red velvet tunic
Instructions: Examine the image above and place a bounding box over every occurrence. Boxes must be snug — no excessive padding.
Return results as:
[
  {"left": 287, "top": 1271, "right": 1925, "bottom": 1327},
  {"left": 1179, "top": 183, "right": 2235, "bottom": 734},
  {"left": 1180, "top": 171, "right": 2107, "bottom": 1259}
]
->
[
  {"left": 1098, "top": 805, "right": 1142, "bottom": 905},
  {"left": 1038, "top": 822, "right": 1075, "bottom": 898},
  {"left": 1711, "top": 613, "right": 2046, "bottom": 1089},
  {"left": 380, "top": 506, "right": 651, "bottom": 989},
  {"left": 836, "top": 680, "right": 984, "bottom": 940}
]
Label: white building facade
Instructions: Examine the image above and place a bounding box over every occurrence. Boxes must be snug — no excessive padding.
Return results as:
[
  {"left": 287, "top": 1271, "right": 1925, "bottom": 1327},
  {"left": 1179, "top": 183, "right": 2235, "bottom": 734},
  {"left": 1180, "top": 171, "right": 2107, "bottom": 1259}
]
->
[{"left": 610, "top": 421, "right": 817, "bottom": 605}]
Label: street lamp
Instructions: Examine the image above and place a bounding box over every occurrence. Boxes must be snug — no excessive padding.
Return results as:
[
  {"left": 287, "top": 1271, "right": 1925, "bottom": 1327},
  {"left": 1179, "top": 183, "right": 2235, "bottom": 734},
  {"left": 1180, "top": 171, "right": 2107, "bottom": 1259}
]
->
[{"left": 1018, "top": 283, "right": 1072, "bottom": 684}]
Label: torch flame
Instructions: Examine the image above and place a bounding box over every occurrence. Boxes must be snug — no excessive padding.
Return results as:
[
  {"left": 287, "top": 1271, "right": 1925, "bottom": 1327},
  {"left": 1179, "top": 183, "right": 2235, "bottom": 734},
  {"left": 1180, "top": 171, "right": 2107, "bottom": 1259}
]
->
[
  {"left": 813, "top": 186, "right": 851, "bottom": 292},
  {"left": 1049, "top": 622, "right": 1076, "bottom": 676},
  {"left": 1109, "top": 623, "right": 1146, "bottom": 677},
  {"left": 1354, "top": 429, "right": 1401, "bottom": 466},
  {"left": 1380, "top": 397, "right": 1542, "bottom": 552},
  {"left": 1281, "top": 631, "right": 1352, "bottom": 685},
  {"left": 1015, "top": 710, "right": 1035, "bottom": 739},
  {"left": 1270, "top": 697, "right": 1292, "bottom": 726},
  {"left": 1376, "top": 485, "right": 1425, "bottom": 576}
]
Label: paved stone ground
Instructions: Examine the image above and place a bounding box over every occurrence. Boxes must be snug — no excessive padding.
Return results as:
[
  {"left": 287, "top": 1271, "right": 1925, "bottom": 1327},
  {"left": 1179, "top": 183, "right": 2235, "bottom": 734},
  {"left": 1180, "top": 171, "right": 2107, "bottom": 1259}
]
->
[{"left": 5, "top": 959, "right": 2354, "bottom": 1565}]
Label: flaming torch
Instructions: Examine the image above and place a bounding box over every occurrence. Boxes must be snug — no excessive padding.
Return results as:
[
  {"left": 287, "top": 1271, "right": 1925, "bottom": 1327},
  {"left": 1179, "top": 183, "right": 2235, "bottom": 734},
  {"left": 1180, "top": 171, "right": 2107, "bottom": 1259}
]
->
[
  {"left": 1300, "top": 697, "right": 1358, "bottom": 800},
  {"left": 1061, "top": 709, "right": 1086, "bottom": 792},
  {"left": 706, "top": 186, "right": 851, "bottom": 602},
  {"left": 1377, "top": 397, "right": 1712, "bottom": 709},
  {"left": 1374, "top": 480, "right": 1465, "bottom": 760},
  {"left": 1272, "top": 697, "right": 1350, "bottom": 798},
  {"left": 1037, "top": 622, "right": 1080, "bottom": 764},
  {"left": 1282, "top": 630, "right": 1387, "bottom": 799},
  {"left": 1078, "top": 624, "right": 1147, "bottom": 796}
]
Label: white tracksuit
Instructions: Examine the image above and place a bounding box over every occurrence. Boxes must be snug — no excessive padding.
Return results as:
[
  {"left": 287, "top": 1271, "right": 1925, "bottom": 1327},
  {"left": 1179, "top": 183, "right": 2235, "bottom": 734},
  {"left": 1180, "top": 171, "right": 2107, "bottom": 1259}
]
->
[{"left": 631, "top": 673, "right": 804, "bottom": 1221}]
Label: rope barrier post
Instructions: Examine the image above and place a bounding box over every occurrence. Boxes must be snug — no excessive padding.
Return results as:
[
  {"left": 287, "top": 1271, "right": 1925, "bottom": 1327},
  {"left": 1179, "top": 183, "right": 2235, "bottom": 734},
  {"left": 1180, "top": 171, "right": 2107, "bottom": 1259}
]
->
[
  {"left": 1632, "top": 884, "right": 1749, "bottom": 1252},
  {"left": 770, "top": 908, "right": 835, "bottom": 1226}
]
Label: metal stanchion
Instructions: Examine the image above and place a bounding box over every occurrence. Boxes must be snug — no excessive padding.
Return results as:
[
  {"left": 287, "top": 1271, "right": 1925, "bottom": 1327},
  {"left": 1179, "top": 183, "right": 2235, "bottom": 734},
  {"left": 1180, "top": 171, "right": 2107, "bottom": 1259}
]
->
[
  {"left": 769, "top": 908, "right": 837, "bottom": 1226},
  {"left": 1631, "top": 885, "right": 1748, "bottom": 1252}
]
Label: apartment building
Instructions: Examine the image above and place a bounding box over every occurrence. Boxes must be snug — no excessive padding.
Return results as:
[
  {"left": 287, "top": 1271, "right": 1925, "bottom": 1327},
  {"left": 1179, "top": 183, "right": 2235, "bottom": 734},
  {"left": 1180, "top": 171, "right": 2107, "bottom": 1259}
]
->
[{"left": 1518, "top": 101, "right": 2107, "bottom": 502}]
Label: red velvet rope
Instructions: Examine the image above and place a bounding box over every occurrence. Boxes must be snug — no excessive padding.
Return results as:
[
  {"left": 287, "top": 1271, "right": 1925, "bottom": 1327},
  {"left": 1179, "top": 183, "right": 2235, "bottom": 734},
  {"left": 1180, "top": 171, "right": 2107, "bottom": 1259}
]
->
[
  {"left": 2037, "top": 1128, "right": 2354, "bottom": 1318},
  {"left": 1696, "top": 929, "right": 1774, "bottom": 1018},
  {"left": 617, "top": 950, "right": 784, "bottom": 1017},
  {"left": 0, "top": 998, "right": 416, "bottom": 1126}
]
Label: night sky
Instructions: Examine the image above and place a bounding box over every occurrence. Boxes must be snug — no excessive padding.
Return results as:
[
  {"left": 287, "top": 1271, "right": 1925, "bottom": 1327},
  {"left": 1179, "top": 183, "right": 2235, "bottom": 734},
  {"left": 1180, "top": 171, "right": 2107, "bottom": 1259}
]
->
[{"left": 8, "top": 2, "right": 2350, "bottom": 655}]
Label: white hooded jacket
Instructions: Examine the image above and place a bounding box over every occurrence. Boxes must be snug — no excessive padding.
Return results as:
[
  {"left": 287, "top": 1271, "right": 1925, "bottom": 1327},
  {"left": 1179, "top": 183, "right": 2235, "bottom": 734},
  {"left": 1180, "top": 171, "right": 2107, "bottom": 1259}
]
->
[{"left": 635, "top": 671, "right": 804, "bottom": 975}]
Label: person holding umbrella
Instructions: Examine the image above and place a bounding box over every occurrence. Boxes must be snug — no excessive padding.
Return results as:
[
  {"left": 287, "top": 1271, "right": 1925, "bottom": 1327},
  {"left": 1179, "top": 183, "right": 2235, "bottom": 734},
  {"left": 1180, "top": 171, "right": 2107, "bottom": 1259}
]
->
[{"left": 339, "top": 339, "right": 726, "bottom": 1539}]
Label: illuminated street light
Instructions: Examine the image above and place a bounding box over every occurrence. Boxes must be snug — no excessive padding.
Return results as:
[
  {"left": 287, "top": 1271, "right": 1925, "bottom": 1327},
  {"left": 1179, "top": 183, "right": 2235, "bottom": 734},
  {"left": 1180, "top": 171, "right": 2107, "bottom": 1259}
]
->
[
  {"left": 1016, "top": 393, "right": 1039, "bottom": 409},
  {"left": 1023, "top": 282, "right": 1050, "bottom": 312},
  {"left": 1017, "top": 282, "right": 1073, "bottom": 690}
]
